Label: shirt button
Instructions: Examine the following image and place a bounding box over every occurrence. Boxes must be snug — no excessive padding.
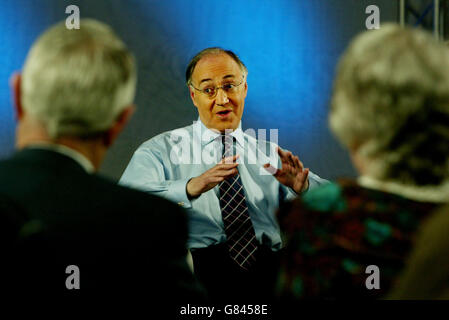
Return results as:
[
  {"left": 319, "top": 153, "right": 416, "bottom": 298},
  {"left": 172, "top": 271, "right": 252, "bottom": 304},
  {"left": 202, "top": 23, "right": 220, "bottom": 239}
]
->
[{"left": 178, "top": 202, "right": 185, "bottom": 206}]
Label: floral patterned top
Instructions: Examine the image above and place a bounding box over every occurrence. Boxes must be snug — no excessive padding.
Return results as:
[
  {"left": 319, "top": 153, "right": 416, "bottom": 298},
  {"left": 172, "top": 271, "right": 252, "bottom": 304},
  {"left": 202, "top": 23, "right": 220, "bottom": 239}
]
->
[{"left": 276, "top": 178, "right": 441, "bottom": 300}]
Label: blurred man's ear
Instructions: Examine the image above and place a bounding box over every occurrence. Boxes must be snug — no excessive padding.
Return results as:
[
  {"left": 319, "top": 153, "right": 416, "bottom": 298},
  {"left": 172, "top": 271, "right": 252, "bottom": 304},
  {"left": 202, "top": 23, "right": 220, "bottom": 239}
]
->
[
  {"left": 10, "top": 73, "right": 24, "bottom": 121},
  {"left": 103, "top": 104, "right": 135, "bottom": 147}
]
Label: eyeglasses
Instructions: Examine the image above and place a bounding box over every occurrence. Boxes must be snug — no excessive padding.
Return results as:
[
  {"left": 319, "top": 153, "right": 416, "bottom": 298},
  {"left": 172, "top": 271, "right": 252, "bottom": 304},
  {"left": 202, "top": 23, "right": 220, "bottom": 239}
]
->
[{"left": 190, "top": 77, "right": 245, "bottom": 98}]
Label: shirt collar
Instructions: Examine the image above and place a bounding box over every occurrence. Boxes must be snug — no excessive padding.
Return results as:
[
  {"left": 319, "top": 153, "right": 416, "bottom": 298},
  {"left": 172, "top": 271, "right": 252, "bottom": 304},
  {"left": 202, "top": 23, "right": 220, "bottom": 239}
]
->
[
  {"left": 27, "top": 142, "right": 95, "bottom": 174},
  {"left": 195, "top": 117, "right": 245, "bottom": 147}
]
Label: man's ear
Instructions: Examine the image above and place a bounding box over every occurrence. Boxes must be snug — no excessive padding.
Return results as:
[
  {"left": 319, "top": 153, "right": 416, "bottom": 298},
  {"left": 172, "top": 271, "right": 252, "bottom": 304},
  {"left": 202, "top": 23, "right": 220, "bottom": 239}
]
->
[
  {"left": 189, "top": 86, "right": 199, "bottom": 109},
  {"left": 243, "top": 81, "right": 248, "bottom": 99},
  {"left": 10, "top": 73, "right": 24, "bottom": 121},
  {"left": 103, "top": 104, "right": 135, "bottom": 147}
]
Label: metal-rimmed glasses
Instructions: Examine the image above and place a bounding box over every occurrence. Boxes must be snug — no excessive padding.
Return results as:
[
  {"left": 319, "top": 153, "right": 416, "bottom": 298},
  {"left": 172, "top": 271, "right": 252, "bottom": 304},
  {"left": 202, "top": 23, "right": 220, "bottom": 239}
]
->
[{"left": 190, "top": 76, "right": 245, "bottom": 99}]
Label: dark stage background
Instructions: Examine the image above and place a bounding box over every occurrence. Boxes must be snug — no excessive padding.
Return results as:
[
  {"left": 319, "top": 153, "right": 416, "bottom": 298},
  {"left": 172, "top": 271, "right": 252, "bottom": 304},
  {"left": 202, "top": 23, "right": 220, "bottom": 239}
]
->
[{"left": 0, "top": 0, "right": 398, "bottom": 181}]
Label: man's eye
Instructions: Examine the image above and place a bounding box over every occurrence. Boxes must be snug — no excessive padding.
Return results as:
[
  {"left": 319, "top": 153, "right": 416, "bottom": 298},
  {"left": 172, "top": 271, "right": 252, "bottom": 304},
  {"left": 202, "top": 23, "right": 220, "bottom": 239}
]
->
[
  {"left": 223, "top": 84, "right": 235, "bottom": 90},
  {"left": 203, "top": 88, "right": 214, "bottom": 94}
]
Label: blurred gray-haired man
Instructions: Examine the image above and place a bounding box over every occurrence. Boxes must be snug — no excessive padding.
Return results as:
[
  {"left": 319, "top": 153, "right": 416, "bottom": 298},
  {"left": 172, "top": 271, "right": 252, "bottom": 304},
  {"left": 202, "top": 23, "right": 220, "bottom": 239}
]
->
[{"left": 0, "top": 19, "right": 205, "bottom": 303}]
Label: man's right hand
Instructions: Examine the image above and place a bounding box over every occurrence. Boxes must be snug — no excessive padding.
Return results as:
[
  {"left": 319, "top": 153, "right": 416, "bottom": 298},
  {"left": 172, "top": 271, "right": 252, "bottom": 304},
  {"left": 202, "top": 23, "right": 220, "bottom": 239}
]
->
[{"left": 186, "top": 155, "right": 239, "bottom": 199}]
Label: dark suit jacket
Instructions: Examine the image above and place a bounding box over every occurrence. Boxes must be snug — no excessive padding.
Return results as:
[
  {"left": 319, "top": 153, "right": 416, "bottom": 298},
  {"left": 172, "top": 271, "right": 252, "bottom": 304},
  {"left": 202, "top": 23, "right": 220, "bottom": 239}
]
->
[{"left": 0, "top": 148, "right": 205, "bottom": 304}]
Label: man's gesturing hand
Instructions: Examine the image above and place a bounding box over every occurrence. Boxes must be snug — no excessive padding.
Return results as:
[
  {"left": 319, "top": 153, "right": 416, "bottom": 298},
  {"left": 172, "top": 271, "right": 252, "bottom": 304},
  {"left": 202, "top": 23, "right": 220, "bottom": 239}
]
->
[
  {"left": 186, "top": 155, "right": 239, "bottom": 199},
  {"left": 263, "top": 147, "right": 309, "bottom": 194}
]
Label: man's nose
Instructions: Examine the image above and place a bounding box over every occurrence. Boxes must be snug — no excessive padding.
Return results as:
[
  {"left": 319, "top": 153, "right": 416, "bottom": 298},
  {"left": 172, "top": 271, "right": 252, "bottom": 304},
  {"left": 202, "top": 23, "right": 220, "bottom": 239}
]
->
[{"left": 215, "top": 88, "right": 229, "bottom": 105}]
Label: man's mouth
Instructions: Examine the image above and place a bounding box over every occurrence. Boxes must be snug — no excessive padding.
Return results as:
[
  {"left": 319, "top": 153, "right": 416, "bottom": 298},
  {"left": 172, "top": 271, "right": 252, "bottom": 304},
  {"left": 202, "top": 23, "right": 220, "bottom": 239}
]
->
[{"left": 216, "top": 110, "right": 232, "bottom": 117}]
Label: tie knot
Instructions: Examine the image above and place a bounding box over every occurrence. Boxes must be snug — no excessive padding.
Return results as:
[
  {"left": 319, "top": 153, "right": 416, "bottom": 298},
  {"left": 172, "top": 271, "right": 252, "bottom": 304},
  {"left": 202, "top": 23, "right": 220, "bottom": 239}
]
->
[
  {"left": 221, "top": 134, "right": 235, "bottom": 158},
  {"left": 221, "top": 134, "right": 234, "bottom": 144}
]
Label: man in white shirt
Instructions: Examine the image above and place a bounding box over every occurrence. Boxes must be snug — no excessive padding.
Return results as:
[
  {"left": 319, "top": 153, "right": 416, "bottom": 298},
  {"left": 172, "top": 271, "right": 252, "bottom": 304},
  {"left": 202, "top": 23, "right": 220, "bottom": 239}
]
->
[{"left": 120, "top": 47, "right": 328, "bottom": 301}]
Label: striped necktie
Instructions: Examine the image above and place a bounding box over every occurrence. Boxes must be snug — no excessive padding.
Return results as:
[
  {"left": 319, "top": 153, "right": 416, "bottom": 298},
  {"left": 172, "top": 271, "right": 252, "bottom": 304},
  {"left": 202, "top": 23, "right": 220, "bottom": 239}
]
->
[{"left": 219, "top": 134, "right": 258, "bottom": 270}]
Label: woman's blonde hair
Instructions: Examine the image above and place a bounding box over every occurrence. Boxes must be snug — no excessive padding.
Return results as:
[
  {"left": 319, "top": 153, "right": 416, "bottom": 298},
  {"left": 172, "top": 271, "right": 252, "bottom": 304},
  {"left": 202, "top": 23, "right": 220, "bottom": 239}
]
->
[{"left": 330, "top": 24, "right": 449, "bottom": 186}]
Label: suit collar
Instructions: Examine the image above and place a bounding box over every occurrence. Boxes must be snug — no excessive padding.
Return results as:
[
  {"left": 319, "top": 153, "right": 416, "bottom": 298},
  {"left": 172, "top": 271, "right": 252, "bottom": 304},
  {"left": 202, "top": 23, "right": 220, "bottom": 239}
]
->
[
  {"left": 26, "top": 143, "right": 94, "bottom": 173},
  {"left": 13, "top": 148, "right": 93, "bottom": 175}
]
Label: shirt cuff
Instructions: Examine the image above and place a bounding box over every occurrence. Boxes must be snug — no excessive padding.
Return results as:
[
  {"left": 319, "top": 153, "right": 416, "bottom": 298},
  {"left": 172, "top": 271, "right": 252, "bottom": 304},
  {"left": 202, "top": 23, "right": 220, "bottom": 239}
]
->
[
  {"left": 167, "top": 178, "right": 193, "bottom": 209},
  {"left": 286, "top": 178, "right": 309, "bottom": 198},
  {"left": 300, "top": 178, "right": 310, "bottom": 194},
  {"left": 284, "top": 186, "right": 299, "bottom": 201},
  {"left": 308, "top": 172, "right": 329, "bottom": 191}
]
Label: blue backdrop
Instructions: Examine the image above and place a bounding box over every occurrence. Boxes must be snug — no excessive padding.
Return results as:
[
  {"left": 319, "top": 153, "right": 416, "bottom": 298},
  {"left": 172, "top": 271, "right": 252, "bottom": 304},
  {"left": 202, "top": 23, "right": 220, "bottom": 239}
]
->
[{"left": 0, "top": 0, "right": 398, "bottom": 180}]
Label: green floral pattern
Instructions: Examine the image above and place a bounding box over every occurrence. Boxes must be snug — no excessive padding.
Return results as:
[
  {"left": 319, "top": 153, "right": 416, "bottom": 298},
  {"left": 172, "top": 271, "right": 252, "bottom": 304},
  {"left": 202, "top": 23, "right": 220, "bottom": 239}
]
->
[{"left": 276, "top": 179, "right": 439, "bottom": 299}]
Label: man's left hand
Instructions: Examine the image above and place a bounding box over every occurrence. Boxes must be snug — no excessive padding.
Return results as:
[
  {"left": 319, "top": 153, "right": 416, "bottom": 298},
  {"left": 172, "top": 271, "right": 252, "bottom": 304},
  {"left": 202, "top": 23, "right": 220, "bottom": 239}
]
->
[{"left": 263, "top": 147, "right": 309, "bottom": 194}]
